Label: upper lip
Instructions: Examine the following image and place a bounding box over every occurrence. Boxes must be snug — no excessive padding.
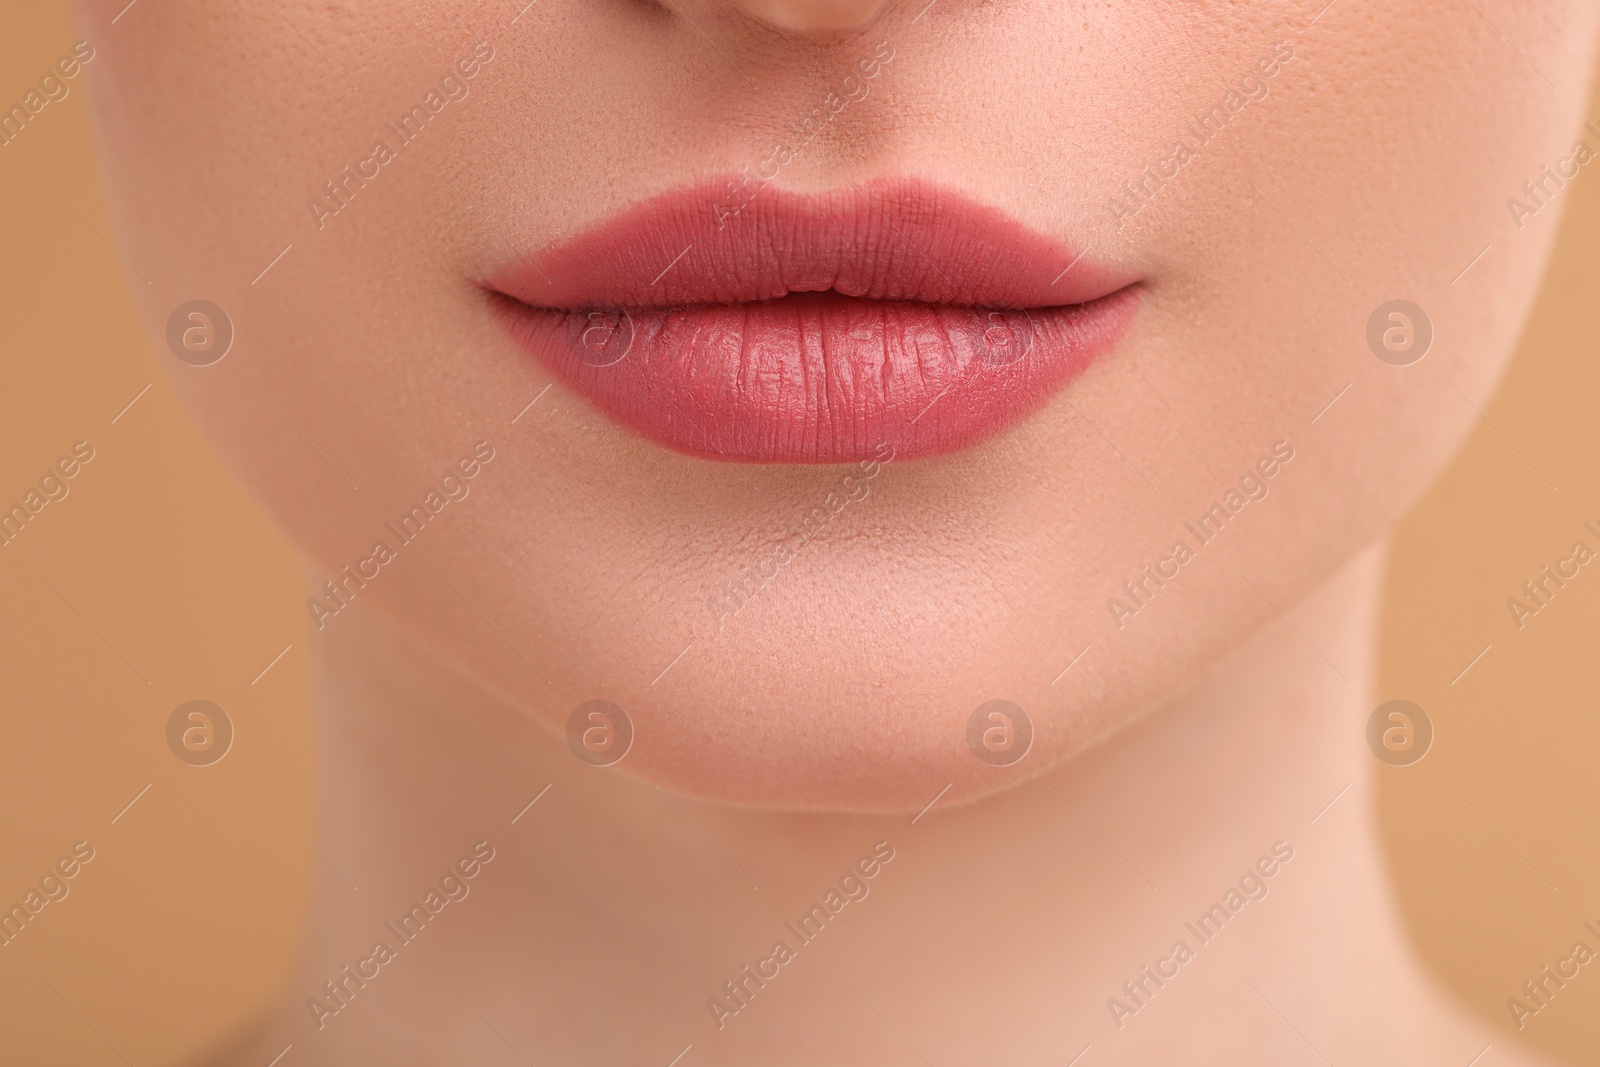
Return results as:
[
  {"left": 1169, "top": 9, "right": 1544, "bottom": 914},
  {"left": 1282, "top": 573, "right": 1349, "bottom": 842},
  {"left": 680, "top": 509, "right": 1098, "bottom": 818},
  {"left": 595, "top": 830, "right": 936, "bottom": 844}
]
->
[{"left": 486, "top": 177, "right": 1136, "bottom": 312}]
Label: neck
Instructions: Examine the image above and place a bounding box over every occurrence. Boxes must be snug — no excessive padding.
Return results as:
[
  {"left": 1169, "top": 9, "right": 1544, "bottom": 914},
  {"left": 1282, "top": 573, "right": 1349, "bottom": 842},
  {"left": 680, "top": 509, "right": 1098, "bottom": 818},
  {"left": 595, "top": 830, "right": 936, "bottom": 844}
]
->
[{"left": 234, "top": 540, "right": 1481, "bottom": 1065}]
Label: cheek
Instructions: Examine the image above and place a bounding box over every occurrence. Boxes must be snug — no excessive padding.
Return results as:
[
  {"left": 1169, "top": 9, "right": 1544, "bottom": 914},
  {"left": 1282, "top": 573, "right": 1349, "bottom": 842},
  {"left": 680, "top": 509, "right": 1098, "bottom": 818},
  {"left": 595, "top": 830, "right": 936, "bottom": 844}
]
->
[
  {"left": 1089, "top": 6, "right": 1584, "bottom": 516},
  {"left": 82, "top": 3, "right": 494, "bottom": 556}
]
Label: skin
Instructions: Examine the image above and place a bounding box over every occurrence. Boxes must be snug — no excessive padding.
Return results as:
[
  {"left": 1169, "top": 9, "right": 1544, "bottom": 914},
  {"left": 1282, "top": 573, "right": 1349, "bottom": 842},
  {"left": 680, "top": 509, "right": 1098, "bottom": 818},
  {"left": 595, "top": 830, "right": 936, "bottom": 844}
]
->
[{"left": 72, "top": 0, "right": 1597, "bottom": 1062}]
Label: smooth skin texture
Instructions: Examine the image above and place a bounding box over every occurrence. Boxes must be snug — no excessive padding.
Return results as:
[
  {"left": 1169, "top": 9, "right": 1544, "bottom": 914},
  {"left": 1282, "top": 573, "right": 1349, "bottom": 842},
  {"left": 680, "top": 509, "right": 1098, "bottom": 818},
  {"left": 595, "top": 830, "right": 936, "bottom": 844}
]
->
[
  {"left": 75, "top": 0, "right": 1596, "bottom": 808},
  {"left": 73, "top": 0, "right": 1596, "bottom": 1062}
]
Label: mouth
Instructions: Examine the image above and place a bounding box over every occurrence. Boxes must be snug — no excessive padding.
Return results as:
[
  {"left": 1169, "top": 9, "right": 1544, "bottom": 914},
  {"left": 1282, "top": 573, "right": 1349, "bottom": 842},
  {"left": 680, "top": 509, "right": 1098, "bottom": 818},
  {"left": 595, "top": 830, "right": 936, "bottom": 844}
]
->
[{"left": 487, "top": 178, "right": 1141, "bottom": 464}]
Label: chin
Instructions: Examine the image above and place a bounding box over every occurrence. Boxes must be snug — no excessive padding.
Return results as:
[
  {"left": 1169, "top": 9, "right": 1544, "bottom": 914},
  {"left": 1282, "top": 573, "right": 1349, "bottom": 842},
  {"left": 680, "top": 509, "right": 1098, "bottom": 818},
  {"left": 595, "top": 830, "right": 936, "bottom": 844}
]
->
[
  {"left": 591, "top": 695, "right": 1075, "bottom": 813},
  {"left": 508, "top": 601, "right": 1134, "bottom": 812}
]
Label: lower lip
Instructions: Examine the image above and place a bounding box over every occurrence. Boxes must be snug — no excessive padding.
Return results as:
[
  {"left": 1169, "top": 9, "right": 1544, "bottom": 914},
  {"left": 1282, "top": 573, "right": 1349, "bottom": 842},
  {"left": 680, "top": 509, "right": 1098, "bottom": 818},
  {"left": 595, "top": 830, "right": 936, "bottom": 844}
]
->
[{"left": 493, "top": 286, "right": 1139, "bottom": 464}]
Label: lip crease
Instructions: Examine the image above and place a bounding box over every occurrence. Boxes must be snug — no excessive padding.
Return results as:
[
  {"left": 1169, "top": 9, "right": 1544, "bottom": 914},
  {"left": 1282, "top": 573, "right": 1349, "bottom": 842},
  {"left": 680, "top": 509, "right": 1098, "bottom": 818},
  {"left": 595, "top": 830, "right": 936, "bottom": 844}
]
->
[{"left": 487, "top": 177, "right": 1141, "bottom": 464}]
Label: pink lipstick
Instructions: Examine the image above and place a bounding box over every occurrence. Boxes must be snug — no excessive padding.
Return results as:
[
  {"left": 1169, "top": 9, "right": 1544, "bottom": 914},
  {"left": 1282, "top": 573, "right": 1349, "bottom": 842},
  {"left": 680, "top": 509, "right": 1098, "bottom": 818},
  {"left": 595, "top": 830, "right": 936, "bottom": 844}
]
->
[{"left": 488, "top": 179, "right": 1139, "bottom": 464}]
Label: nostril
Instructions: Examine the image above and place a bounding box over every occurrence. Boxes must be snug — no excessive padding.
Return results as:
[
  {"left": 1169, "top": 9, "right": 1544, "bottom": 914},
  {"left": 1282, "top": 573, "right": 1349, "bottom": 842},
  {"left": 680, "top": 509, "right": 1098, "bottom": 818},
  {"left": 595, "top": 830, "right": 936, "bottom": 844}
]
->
[{"left": 735, "top": 0, "right": 891, "bottom": 32}]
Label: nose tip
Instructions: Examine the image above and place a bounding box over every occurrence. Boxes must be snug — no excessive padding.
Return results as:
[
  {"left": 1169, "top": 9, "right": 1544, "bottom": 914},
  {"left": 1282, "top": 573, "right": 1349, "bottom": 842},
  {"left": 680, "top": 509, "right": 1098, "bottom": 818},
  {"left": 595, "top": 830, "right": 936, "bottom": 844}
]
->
[{"left": 734, "top": 0, "right": 890, "bottom": 31}]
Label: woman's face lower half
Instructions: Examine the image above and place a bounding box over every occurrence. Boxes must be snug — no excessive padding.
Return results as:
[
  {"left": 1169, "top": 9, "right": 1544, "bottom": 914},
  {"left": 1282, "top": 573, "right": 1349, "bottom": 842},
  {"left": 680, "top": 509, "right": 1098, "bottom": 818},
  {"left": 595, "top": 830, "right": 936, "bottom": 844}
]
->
[{"left": 77, "top": 0, "right": 1598, "bottom": 808}]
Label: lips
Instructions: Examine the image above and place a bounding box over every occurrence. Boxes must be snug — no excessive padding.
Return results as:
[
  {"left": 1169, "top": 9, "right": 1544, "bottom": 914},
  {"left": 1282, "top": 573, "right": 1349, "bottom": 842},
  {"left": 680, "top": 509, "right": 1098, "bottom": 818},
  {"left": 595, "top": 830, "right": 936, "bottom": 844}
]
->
[{"left": 488, "top": 179, "right": 1139, "bottom": 464}]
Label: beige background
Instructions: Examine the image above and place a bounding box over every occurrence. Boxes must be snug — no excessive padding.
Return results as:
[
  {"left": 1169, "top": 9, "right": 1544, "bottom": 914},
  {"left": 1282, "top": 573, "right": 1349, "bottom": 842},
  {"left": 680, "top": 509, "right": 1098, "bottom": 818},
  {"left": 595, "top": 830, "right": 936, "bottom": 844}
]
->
[{"left": 1, "top": 2, "right": 1598, "bottom": 1062}]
